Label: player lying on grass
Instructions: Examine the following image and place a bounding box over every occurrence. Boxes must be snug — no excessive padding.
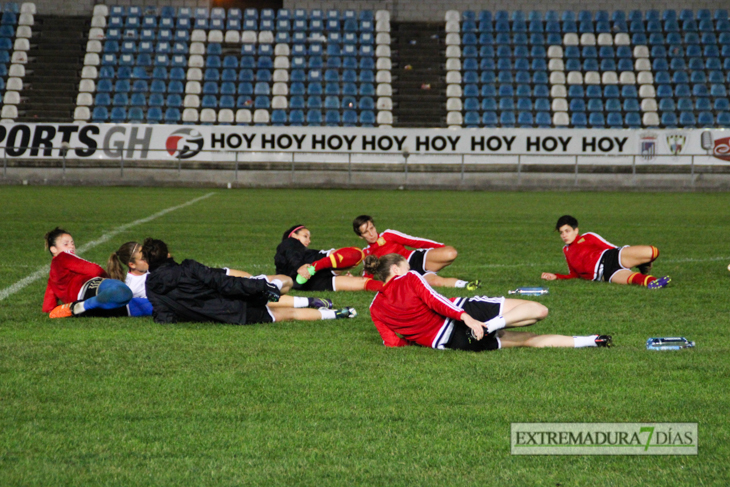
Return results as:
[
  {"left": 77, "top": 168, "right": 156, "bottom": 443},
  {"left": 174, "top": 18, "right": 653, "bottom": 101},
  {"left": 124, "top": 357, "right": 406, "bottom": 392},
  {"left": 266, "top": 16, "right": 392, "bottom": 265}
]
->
[
  {"left": 540, "top": 215, "right": 670, "bottom": 289},
  {"left": 143, "top": 238, "right": 356, "bottom": 325},
  {"left": 352, "top": 215, "right": 481, "bottom": 290},
  {"left": 108, "top": 241, "right": 334, "bottom": 310},
  {"left": 42, "top": 228, "right": 151, "bottom": 318},
  {"left": 275, "top": 224, "right": 383, "bottom": 292},
  {"left": 366, "top": 254, "right": 611, "bottom": 351}
]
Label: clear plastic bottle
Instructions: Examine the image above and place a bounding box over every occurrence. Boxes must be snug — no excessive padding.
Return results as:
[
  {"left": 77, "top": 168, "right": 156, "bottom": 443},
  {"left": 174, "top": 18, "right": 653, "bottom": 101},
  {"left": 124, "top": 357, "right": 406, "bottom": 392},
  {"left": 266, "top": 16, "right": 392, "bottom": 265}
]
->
[
  {"left": 646, "top": 337, "right": 695, "bottom": 350},
  {"left": 508, "top": 287, "right": 549, "bottom": 296}
]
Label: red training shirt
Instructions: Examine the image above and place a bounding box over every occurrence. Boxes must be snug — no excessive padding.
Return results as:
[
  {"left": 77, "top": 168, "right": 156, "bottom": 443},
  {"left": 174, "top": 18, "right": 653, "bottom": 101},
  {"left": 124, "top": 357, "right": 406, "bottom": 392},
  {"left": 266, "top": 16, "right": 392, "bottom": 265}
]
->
[
  {"left": 556, "top": 232, "right": 617, "bottom": 281},
  {"left": 369, "top": 271, "right": 464, "bottom": 349},
  {"left": 42, "top": 251, "right": 107, "bottom": 312},
  {"left": 362, "top": 229, "right": 444, "bottom": 277}
]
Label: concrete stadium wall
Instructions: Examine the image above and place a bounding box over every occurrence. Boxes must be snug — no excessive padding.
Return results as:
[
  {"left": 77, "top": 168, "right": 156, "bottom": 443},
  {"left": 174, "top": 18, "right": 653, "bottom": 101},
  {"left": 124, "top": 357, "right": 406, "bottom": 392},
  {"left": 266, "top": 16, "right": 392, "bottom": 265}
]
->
[{"left": 32, "top": 0, "right": 730, "bottom": 20}]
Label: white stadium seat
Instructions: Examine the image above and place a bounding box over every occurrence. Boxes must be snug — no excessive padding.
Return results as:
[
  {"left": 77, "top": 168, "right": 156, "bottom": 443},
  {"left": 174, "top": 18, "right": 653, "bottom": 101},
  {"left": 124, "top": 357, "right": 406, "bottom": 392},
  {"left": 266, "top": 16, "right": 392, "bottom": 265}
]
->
[
  {"left": 597, "top": 33, "right": 613, "bottom": 46},
  {"left": 274, "top": 43, "right": 290, "bottom": 56},
  {"left": 376, "top": 83, "right": 392, "bottom": 97},
  {"left": 186, "top": 68, "right": 202, "bottom": 81},
  {"left": 584, "top": 71, "right": 600, "bottom": 84},
  {"left": 547, "top": 46, "right": 563, "bottom": 58},
  {"left": 191, "top": 29, "right": 206, "bottom": 42},
  {"left": 601, "top": 71, "right": 618, "bottom": 84},
  {"left": 563, "top": 33, "right": 579, "bottom": 45},
  {"left": 637, "top": 71, "right": 654, "bottom": 85},
  {"left": 12, "top": 51, "right": 28, "bottom": 64},
  {"left": 566, "top": 71, "right": 584, "bottom": 84},
  {"left": 445, "top": 46, "right": 461, "bottom": 58},
  {"left": 9, "top": 64, "right": 25, "bottom": 77},
  {"left": 74, "top": 106, "right": 90, "bottom": 121},
  {"left": 375, "top": 45, "right": 391, "bottom": 57},
  {"left": 445, "top": 71, "right": 461, "bottom": 84},
  {"left": 218, "top": 109, "right": 234, "bottom": 124},
  {"left": 642, "top": 113, "right": 659, "bottom": 127},
  {"left": 188, "top": 55, "right": 204, "bottom": 68},
  {"left": 183, "top": 94, "right": 200, "bottom": 108},
  {"left": 614, "top": 33, "right": 630, "bottom": 45},
  {"left": 4, "top": 91, "right": 20, "bottom": 105},
  {"left": 81, "top": 66, "right": 98, "bottom": 79},
  {"left": 376, "top": 32, "right": 391, "bottom": 45},
  {"left": 639, "top": 85, "right": 656, "bottom": 98},
  {"left": 375, "top": 20, "right": 390, "bottom": 32},
  {"left": 236, "top": 109, "right": 252, "bottom": 124},
  {"left": 376, "top": 57, "right": 391, "bottom": 70},
  {"left": 87, "top": 27, "right": 104, "bottom": 40},
  {"left": 446, "top": 58, "right": 461, "bottom": 71},
  {"left": 619, "top": 72, "right": 636, "bottom": 84},
  {"left": 21, "top": 2, "right": 37, "bottom": 15},
  {"left": 550, "top": 71, "right": 566, "bottom": 84},
  {"left": 271, "top": 95, "right": 288, "bottom": 109},
  {"left": 253, "top": 109, "right": 269, "bottom": 124},
  {"left": 76, "top": 93, "right": 93, "bottom": 106},
  {"left": 445, "top": 33, "right": 460, "bottom": 45},
  {"left": 446, "top": 97, "right": 462, "bottom": 111},
  {"left": 634, "top": 58, "right": 651, "bottom": 71},
  {"left": 200, "top": 108, "right": 217, "bottom": 123},
  {"left": 6, "top": 77, "right": 22, "bottom": 91},
  {"left": 79, "top": 79, "right": 95, "bottom": 92},
  {"left": 1, "top": 105, "right": 18, "bottom": 119},
  {"left": 377, "top": 97, "right": 392, "bottom": 110},
  {"left": 182, "top": 108, "right": 199, "bottom": 123},
  {"left": 272, "top": 82, "right": 288, "bottom": 95},
  {"left": 241, "top": 31, "right": 257, "bottom": 43},
  {"left": 551, "top": 98, "right": 568, "bottom": 111},
  {"left": 580, "top": 33, "right": 596, "bottom": 46},
  {"left": 185, "top": 81, "right": 201, "bottom": 94},
  {"left": 90, "top": 15, "right": 106, "bottom": 28},
  {"left": 85, "top": 40, "right": 101, "bottom": 53},
  {"left": 189, "top": 42, "right": 205, "bottom": 55},
  {"left": 273, "top": 69, "right": 289, "bottom": 82},
  {"left": 274, "top": 56, "right": 289, "bottom": 68},
  {"left": 633, "top": 46, "right": 649, "bottom": 58},
  {"left": 207, "top": 30, "right": 223, "bottom": 43},
  {"left": 376, "top": 10, "right": 390, "bottom": 22},
  {"left": 550, "top": 85, "right": 567, "bottom": 97},
  {"left": 641, "top": 99, "right": 658, "bottom": 112},
  {"left": 377, "top": 111, "right": 393, "bottom": 125},
  {"left": 553, "top": 112, "right": 569, "bottom": 126},
  {"left": 224, "top": 30, "right": 240, "bottom": 43},
  {"left": 446, "top": 84, "right": 462, "bottom": 97},
  {"left": 92, "top": 4, "right": 108, "bottom": 16},
  {"left": 19, "top": 13, "right": 33, "bottom": 26},
  {"left": 376, "top": 70, "right": 391, "bottom": 83},
  {"left": 548, "top": 58, "right": 564, "bottom": 71},
  {"left": 446, "top": 111, "right": 462, "bottom": 126},
  {"left": 258, "top": 31, "right": 274, "bottom": 43},
  {"left": 445, "top": 21, "right": 460, "bottom": 33}
]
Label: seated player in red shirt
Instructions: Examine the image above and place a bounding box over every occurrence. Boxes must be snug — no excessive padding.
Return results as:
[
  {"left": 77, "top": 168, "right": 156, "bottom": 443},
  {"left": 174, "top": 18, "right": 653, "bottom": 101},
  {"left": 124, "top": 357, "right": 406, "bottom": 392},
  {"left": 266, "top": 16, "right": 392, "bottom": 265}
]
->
[
  {"left": 366, "top": 253, "right": 612, "bottom": 351},
  {"left": 540, "top": 215, "right": 670, "bottom": 289},
  {"left": 352, "top": 214, "right": 480, "bottom": 290},
  {"left": 42, "top": 227, "right": 151, "bottom": 318}
]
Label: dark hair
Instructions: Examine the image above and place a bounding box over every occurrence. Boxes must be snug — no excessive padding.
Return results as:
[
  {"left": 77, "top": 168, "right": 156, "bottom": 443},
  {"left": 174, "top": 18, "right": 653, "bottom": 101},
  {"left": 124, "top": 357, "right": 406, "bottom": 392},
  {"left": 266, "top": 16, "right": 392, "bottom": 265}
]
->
[
  {"left": 555, "top": 215, "right": 578, "bottom": 231},
  {"left": 107, "top": 241, "right": 141, "bottom": 281},
  {"left": 353, "top": 215, "right": 373, "bottom": 235},
  {"left": 141, "top": 238, "right": 169, "bottom": 269},
  {"left": 282, "top": 224, "right": 307, "bottom": 241},
  {"left": 363, "top": 253, "right": 406, "bottom": 282},
  {"left": 44, "top": 227, "right": 70, "bottom": 255}
]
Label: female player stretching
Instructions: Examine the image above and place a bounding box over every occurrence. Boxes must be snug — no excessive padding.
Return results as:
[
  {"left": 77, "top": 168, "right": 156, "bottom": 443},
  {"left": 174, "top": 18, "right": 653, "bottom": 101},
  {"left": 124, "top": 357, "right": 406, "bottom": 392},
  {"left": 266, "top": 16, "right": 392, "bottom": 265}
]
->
[
  {"left": 275, "top": 224, "right": 383, "bottom": 292},
  {"left": 352, "top": 215, "right": 480, "bottom": 290},
  {"left": 540, "top": 215, "right": 670, "bottom": 289},
  {"left": 42, "top": 228, "right": 151, "bottom": 318},
  {"left": 366, "top": 254, "right": 611, "bottom": 351}
]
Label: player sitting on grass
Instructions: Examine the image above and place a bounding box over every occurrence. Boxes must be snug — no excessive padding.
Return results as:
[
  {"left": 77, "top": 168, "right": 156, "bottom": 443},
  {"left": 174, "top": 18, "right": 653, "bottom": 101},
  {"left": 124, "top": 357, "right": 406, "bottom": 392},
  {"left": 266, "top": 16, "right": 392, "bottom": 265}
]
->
[
  {"left": 143, "top": 238, "right": 356, "bottom": 325},
  {"left": 366, "top": 254, "right": 612, "bottom": 351},
  {"left": 43, "top": 228, "right": 151, "bottom": 319},
  {"left": 540, "top": 215, "right": 670, "bottom": 289},
  {"left": 353, "top": 215, "right": 481, "bottom": 290},
  {"left": 108, "top": 241, "right": 333, "bottom": 311},
  {"left": 275, "top": 225, "right": 383, "bottom": 292}
]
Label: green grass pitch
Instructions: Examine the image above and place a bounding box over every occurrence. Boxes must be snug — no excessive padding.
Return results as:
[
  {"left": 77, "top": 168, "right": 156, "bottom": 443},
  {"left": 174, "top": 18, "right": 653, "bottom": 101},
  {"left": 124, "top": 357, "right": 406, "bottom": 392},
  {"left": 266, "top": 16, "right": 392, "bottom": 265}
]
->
[{"left": 1, "top": 187, "right": 729, "bottom": 486}]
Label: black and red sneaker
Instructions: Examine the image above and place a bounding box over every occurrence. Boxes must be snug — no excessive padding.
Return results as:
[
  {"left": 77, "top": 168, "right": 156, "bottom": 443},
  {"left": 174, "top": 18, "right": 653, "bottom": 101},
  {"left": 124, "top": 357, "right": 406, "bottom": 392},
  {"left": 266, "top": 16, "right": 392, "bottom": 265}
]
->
[{"left": 595, "top": 335, "right": 613, "bottom": 348}]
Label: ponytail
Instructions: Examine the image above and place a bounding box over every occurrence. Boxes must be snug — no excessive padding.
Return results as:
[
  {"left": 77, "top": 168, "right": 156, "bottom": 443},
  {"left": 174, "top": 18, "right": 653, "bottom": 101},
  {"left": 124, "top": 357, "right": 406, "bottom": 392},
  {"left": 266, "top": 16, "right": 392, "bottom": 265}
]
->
[
  {"left": 363, "top": 253, "right": 406, "bottom": 282},
  {"left": 44, "top": 227, "right": 69, "bottom": 255},
  {"left": 106, "top": 241, "right": 140, "bottom": 281}
]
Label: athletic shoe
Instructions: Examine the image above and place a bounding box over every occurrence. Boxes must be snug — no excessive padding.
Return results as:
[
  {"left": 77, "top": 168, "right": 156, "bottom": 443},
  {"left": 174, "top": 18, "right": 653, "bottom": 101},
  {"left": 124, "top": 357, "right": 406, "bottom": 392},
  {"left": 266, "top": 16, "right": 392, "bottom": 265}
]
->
[
  {"left": 466, "top": 279, "right": 482, "bottom": 291},
  {"left": 334, "top": 307, "right": 357, "bottom": 319},
  {"left": 637, "top": 262, "right": 653, "bottom": 275},
  {"left": 595, "top": 335, "right": 613, "bottom": 348},
  {"left": 310, "top": 297, "right": 333, "bottom": 309},
  {"left": 647, "top": 276, "right": 671, "bottom": 290},
  {"left": 49, "top": 302, "right": 76, "bottom": 319}
]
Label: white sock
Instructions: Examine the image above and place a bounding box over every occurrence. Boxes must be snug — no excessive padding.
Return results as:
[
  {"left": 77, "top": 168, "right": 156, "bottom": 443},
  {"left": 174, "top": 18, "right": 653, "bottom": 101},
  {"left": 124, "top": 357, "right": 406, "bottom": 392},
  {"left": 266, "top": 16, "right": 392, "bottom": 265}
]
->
[
  {"left": 573, "top": 335, "right": 599, "bottom": 348},
  {"left": 319, "top": 309, "right": 336, "bottom": 320},
  {"left": 292, "top": 297, "right": 309, "bottom": 308},
  {"left": 454, "top": 280, "right": 468, "bottom": 288},
  {"left": 270, "top": 279, "right": 284, "bottom": 290},
  {"left": 73, "top": 301, "right": 86, "bottom": 314},
  {"left": 484, "top": 316, "right": 506, "bottom": 334}
]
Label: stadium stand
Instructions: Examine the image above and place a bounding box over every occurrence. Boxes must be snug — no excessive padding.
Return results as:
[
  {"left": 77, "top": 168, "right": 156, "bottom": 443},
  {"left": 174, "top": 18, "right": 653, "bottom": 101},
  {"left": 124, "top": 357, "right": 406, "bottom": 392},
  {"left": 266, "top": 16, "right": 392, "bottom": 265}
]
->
[
  {"left": 77, "top": 6, "right": 392, "bottom": 126},
  {"left": 0, "top": 2, "right": 30, "bottom": 122},
  {"left": 445, "top": 8, "right": 730, "bottom": 128}
]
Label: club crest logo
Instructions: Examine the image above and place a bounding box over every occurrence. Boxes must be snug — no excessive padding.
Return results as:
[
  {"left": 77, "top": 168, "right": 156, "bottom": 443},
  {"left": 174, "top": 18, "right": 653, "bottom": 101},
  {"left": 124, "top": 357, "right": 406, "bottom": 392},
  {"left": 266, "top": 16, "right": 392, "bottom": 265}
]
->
[
  {"left": 165, "top": 128, "right": 204, "bottom": 159},
  {"left": 640, "top": 133, "right": 657, "bottom": 161},
  {"left": 713, "top": 137, "right": 730, "bottom": 161},
  {"left": 666, "top": 134, "right": 686, "bottom": 156}
]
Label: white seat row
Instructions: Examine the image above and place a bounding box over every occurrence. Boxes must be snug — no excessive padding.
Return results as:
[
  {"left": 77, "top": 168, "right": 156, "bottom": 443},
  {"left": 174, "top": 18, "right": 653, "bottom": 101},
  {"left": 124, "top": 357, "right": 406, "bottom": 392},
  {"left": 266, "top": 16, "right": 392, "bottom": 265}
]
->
[
  {"left": 445, "top": 10, "right": 460, "bottom": 22},
  {"left": 446, "top": 111, "right": 462, "bottom": 127},
  {"left": 445, "top": 21, "right": 460, "bottom": 33},
  {"left": 549, "top": 71, "right": 650, "bottom": 86}
]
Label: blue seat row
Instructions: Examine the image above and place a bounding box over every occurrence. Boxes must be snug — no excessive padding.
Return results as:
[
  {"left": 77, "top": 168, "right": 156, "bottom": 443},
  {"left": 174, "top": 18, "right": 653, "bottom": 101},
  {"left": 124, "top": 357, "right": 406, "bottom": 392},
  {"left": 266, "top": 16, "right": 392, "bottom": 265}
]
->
[
  {"left": 107, "top": 7, "right": 375, "bottom": 21},
  {"left": 464, "top": 10, "right": 728, "bottom": 23}
]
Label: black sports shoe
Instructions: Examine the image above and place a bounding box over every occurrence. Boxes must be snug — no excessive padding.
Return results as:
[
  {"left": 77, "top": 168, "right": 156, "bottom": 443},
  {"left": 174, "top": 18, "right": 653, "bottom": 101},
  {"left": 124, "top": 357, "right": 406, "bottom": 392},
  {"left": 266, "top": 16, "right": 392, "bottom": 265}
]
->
[
  {"left": 334, "top": 307, "right": 357, "bottom": 319},
  {"left": 310, "top": 297, "right": 333, "bottom": 309},
  {"left": 595, "top": 335, "right": 613, "bottom": 348}
]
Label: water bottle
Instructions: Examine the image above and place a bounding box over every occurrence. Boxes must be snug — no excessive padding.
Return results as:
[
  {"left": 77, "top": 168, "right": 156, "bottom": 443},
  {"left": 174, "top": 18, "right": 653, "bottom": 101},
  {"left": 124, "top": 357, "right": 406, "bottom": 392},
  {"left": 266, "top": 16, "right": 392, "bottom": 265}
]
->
[
  {"left": 295, "top": 265, "right": 316, "bottom": 285},
  {"left": 508, "top": 287, "right": 549, "bottom": 296},
  {"left": 646, "top": 337, "right": 695, "bottom": 351}
]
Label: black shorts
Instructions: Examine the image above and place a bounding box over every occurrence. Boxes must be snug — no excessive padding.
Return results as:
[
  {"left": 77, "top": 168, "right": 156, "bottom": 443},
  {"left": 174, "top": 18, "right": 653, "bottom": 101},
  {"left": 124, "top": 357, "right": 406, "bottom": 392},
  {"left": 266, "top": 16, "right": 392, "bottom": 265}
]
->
[
  {"left": 444, "top": 296, "right": 504, "bottom": 352},
  {"left": 245, "top": 304, "right": 275, "bottom": 324},
  {"left": 407, "top": 249, "right": 429, "bottom": 275},
  {"left": 78, "top": 277, "right": 129, "bottom": 318},
  {"left": 598, "top": 247, "right": 628, "bottom": 282},
  {"left": 292, "top": 270, "right": 336, "bottom": 292}
]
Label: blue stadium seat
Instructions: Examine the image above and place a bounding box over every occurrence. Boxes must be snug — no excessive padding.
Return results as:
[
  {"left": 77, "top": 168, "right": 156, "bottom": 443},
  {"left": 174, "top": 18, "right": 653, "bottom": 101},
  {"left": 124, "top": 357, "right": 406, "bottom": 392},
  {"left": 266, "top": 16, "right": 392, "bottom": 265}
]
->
[
  {"left": 679, "top": 111, "right": 696, "bottom": 127},
  {"left": 307, "top": 109, "right": 323, "bottom": 125},
  {"left": 94, "top": 93, "right": 111, "bottom": 106},
  {"left": 571, "top": 112, "right": 588, "bottom": 127},
  {"left": 500, "top": 111, "right": 516, "bottom": 126},
  {"left": 92, "top": 106, "right": 109, "bottom": 122},
  {"left": 606, "top": 113, "right": 623, "bottom": 128},
  {"left": 482, "top": 111, "right": 498, "bottom": 127},
  {"left": 110, "top": 107, "right": 127, "bottom": 122}
]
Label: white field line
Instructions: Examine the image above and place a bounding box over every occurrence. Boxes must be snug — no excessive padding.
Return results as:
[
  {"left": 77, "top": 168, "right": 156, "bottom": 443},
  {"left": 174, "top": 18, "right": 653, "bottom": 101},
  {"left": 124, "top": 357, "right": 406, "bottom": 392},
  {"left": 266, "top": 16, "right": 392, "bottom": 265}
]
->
[
  {"left": 0, "top": 192, "right": 216, "bottom": 302},
  {"left": 469, "top": 256, "right": 730, "bottom": 269}
]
